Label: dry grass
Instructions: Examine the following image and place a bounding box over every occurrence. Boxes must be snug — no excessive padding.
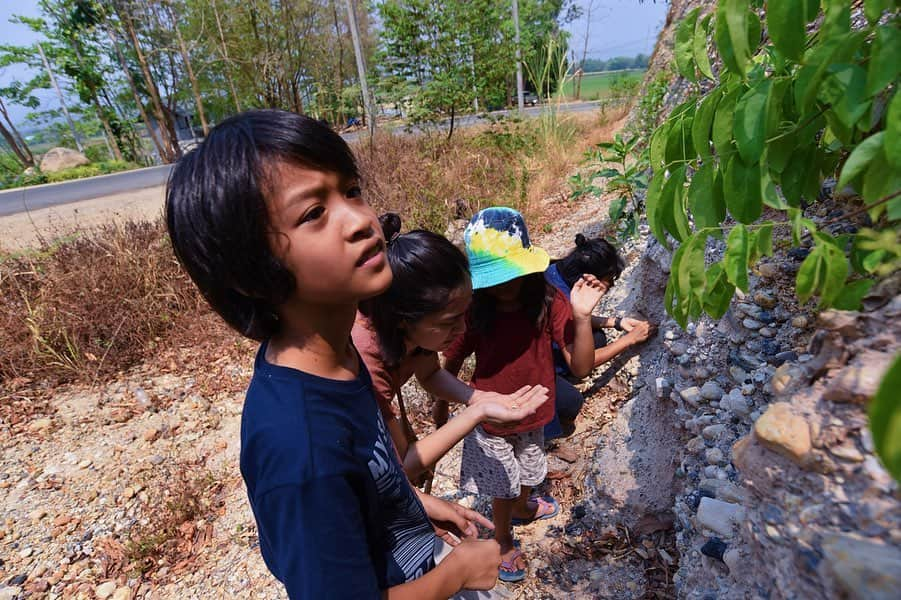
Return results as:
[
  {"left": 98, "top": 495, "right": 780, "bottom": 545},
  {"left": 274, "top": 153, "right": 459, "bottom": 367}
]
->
[
  {"left": 0, "top": 107, "right": 627, "bottom": 395},
  {"left": 0, "top": 221, "right": 203, "bottom": 386}
]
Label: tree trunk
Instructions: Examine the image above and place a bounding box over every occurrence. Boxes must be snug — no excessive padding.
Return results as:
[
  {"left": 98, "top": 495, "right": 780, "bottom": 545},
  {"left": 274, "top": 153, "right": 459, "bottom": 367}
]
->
[
  {"left": 117, "top": 4, "right": 180, "bottom": 162},
  {"left": 167, "top": 2, "right": 208, "bottom": 135},
  {"left": 446, "top": 104, "right": 455, "bottom": 141},
  {"left": 108, "top": 28, "right": 168, "bottom": 162},
  {"left": 213, "top": 0, "right": 242, "bottom": 113},
  {"left": 0, "top": 98, "right": 34, "bottom": 168}
]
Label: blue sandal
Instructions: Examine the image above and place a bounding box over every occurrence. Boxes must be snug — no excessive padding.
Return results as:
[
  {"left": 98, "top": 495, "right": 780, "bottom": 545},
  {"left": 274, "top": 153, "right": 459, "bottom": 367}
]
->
[
  {"left": 498, "top": 548, "right": 526, "bottom": 583},
  {"left": 511, "top": 496, "right": 559, "bottom": 526}
]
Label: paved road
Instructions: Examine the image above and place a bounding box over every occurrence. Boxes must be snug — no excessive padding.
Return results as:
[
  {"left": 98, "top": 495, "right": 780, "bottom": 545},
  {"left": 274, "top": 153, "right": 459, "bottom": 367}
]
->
[{"left": 0, "top": 101, "right": 603, "bottom": 217}]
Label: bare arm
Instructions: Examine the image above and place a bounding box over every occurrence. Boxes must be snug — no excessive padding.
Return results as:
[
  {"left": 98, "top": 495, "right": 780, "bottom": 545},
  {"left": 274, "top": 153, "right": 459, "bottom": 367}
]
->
[
  {"left": 560, "top": 275, "right": 607, "bottom": 378},
  {"left": 383, "top": 538, "right": 500, "bottom": 599}
]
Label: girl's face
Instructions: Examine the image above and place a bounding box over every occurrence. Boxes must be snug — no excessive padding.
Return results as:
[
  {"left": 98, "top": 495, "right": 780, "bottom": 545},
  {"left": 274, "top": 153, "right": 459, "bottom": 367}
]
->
[
  {"left": 404, "top": 283, "right": 472, "bottom": 353},
  {"left": 484, "top": 277, "right": 523, "bottom": 304},
  {"left": 266, "top": 162, "right": 392, "bottom": 305}
]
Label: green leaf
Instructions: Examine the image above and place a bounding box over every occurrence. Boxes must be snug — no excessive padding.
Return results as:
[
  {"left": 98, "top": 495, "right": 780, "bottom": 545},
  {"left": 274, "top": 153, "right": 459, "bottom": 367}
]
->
[
  {"left": 819, "top": 239, "right": 849, "bottom": 307},
  {"left": 795, "top": 32, "right": 865, "bottom": 114},
  {"left": 796, "top": 246, "right": 822, "bottom": 304},
  {"left": 756, "top": 222, "right": 774, "bottom": 258},
  {"left": 724, "top": 155, "right": 763, "bottom": 223},
  {"left": 646, "top": 172, "right": 668, "bottom": 247},
  {"left": 870, "top": 353, "right": 901, "bottom": 483},
  {"left": 761, "top": 168, "right": 788, "bottom": 209},
  {"left": 822, "top": 0, "right": 851, "bottom": 36},
  {"left": 650, "top": 124, "right": 670, "bottom": 171},
  {"left": 724, "top": 224, "right": 751, "bottom": 292},
  {"left": 863, "top": 150, "right": 901, "bottom": 204},
  {"left": 768, "top": 0, "right": 806, "bottom": 61},
  {"left": 767, "top": 128, "right": 797, "bottom": 174},
  {"left": 665, "top": 111, "right": 696, "bottom": 166},
  {"left": 886, "top": 92, "right": 901, "bottom": 170},
  {"left": 838, "top": 132, "right": 885, "bottom": 189},
  {"left": 820, "top": 64, "right": 870, "bottom": 132},
  {"left": 715, "top": 3, "right": 741, "bottom": 75},
  {"left": 694, "top": 14, "right": 715, "bottom": 80},
  {"left": 864, "top": 0, "right": 888, "bottom": 24},
  {"left": 661, "top": 165, "right": 692, "bottom": 243},
  {"left": 833, "top": 279, "right": 875, "bottom": 310},
  {"left": 608, "top": 197, "right": 626, "bottom": 222},
  {"left": 688, "top": 161, "right": 726, "bottom": 235},
  {"left": 703, "top": 263, "right": 736, "bottom": 318},
  {"left": 713, "top": 86, "right": 741, "bottom": 156},
  {"left": 867, "top": 25, "right": 901, "bottom": 97},
  {"left": 676, "top": 8, "right": 700, "bottom": 81},
  {"left": 734, "top": 79, "right": 771, "bottom": 163},
  {"left": 722, "top": 0, "right": 752, "bottom": 74},
  {"left": 889, "top": 194, "right": 901, "bottom": 222},
  {"left": 692, "top": 88, "right": 722, "bottom": 160},
  {"left": 678, "top": 233, "right": 708, "bottom": 304}
]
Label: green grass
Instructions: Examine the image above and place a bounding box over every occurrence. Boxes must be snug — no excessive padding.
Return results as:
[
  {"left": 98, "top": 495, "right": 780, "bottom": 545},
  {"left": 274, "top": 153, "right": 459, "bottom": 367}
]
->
[{"left": 562, "top": 69, "right": 645, "bottom": 101}]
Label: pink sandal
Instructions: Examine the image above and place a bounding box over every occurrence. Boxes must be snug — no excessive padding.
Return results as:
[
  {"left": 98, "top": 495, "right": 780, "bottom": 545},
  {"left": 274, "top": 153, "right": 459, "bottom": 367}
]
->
[
  {"left": 511, "top": 496, "right": 559, "bottom": 526},
  {"left": 498, "top": 549, "right": 526, "bottom": 582}
]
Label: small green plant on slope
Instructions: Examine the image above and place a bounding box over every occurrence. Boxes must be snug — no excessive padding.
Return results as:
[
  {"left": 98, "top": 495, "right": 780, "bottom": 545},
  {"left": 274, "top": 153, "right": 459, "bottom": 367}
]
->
[
  {"left": 571, "top": 133, "right": 649, "bottom": 239},
  {"left": 651, "top": 0, "right": 901, "bottom": 480}
]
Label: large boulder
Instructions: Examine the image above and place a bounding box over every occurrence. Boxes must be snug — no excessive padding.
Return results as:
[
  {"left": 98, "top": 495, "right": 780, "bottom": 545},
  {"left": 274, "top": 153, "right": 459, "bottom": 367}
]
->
[{"left": 40, "top": 147, "right": 90, "bottom": 173}]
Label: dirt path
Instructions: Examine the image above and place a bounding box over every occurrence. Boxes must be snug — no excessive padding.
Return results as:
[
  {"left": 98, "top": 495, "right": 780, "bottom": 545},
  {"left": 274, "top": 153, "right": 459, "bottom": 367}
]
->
[{"left": 0, "top": 186, "right": 165, "bottom": 252}]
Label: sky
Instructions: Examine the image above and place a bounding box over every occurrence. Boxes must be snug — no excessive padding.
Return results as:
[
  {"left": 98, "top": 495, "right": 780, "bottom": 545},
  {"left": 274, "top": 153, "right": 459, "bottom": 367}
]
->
[
  {"left": 561, "top": 0, "right": 669, "bottom": 63},
  {"left": 0, "top": 0, "right": 670, "bottom": 127}
]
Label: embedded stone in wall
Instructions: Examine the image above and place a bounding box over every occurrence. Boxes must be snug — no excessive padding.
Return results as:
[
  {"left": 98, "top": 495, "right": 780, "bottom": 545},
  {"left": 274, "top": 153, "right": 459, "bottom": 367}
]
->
[{"left": 753, "top": 402, "right": 811, "bottom": 464}]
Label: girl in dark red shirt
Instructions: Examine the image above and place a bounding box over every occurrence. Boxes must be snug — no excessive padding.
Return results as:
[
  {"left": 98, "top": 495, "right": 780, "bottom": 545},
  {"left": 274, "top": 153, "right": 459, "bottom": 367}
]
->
[{"left": 442, "top": 207, "right": 607, "bottom": 583}]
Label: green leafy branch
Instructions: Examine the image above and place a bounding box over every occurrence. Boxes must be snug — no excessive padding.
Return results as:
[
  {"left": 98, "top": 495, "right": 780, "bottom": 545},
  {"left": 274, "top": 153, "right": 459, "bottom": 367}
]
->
[{"left": 649, "top": 0, "right": 900, "bottom": 330}]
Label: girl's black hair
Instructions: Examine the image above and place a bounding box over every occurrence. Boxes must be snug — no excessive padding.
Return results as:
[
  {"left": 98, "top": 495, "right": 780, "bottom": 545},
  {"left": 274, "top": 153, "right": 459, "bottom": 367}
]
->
[
  {"left": 555, "top": 234, "right": 625, "bottom": 289},
  {"left": 359, "top": 213, "right": 470, "bottom": 368},
  {"left": 165, "top": 109, "right": 359, "bottom": 341},
  {"left": 471, "top": 272, "right": 557, "bottom": 335}
]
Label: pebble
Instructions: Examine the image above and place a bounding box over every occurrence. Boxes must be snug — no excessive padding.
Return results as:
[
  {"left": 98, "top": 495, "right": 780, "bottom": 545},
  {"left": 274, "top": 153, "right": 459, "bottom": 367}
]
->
[
  {"left": 829, "top": 439, "right": 864, "bottom": 463},
  {"left": 723, "top": 548, "right": 742, "bottom": 574},
  {"left": 0, "top": 588, "right": 22, "bottom": 600},
  {"left": 702, "top": 424, "right": 727, "bottom": 440},
  {"left": 19, "top": 547, "right": 33, "bottom": 558},
  {"left": 762, "top": 503, "right": 785, "bottom": 525},
  {"left": 700, "top": 537, "right": 727, "bottom": 561},
  {"left": 28, "top": 418, "right": 53, "bottom": 432},
  {"left": 670, "top": 341, "right": 688, "bottom": 356},
  {"left": 773, "top": 350, "right": 798, "bottom": 367},
  {"left": 95, "top": 581, "right": 117, "bottom": 599},
  {"left": 697, "top": 498, "right": 746, "bottom": 537},
  {"left": 757, "top": 263, "right": 778, "bottom": 278},
  {"left": 754, "top": 403, "right": 812, "bottom": 464},
  {"left": 706, "top": 447, "right": 725, "bottom": 465},
  {"left": 699, "top": 479, "right": 748, "bottom": 503},
  {"left": 700, "top": 382, "right": 724, "bottom": 401},
  {"left": 753, "top": 291, "right": 777, "bottom": 308},
  {"left": 791, "top": 315, "right": 809, "bottom": 328},
  {"left": 722, "top": 389, "right": 751, "bottom": 418},
  {"left": 655, "top": 377, "right": 671, "bottom": 399},
  {"left": 742, "top": 318, "right": 764, "bottom": 330},
  {"left": 759, "top": 327, "right": 777, "bottom": 338},
  {"left": 729, "top": 366, "right": 748, "bottom": 383},
  {"left": 680, "top": 386, "right": 702, "bottom": 407},
  {"left": 111, "top": 586, "right": 133, "bottom": 600},
  {"left": 821, "top": 533, "right": 901, "bottom": 599}
]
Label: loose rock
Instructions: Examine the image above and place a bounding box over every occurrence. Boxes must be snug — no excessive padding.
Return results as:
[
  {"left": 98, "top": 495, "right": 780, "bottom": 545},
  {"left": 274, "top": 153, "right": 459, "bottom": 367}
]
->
[
  {"left": 696, "top": 498, "right": 746, "bottom": 537},
  {"left": 821, "top": 533, "right": 901, "bottom": 600}
]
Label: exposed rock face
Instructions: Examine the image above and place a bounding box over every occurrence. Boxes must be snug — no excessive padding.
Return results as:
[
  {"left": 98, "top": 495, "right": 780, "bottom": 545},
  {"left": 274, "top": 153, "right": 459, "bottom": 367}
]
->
[{"left": 39, "top": 147, "right": 90, "bottom": 173}]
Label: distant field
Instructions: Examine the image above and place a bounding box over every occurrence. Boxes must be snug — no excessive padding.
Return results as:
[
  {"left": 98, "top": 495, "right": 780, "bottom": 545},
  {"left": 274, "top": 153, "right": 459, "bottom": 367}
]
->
[{"left": 563, "top": 69, "right": 645, "bottom": 101}]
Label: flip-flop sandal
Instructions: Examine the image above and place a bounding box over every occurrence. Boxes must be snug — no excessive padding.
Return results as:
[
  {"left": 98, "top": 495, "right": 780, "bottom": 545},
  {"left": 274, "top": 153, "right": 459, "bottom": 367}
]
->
[
  {"left": 498, "top": 549, "right": 526, "bottom": 583},
  {"left": 511, "top": 496, "right": 559, "bottom": 526}
]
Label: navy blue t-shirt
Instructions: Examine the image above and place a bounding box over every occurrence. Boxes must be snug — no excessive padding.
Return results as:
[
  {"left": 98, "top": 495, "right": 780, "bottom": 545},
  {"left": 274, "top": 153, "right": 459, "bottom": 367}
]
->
[{"left": 240, "top": 342, "right": 437, "bottom": 598}]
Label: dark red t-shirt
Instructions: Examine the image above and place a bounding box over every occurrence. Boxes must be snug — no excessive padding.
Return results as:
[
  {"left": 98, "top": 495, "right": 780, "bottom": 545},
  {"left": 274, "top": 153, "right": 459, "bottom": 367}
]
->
[{"left": 443, "top": 288, "right": 575, "bottom": 435}]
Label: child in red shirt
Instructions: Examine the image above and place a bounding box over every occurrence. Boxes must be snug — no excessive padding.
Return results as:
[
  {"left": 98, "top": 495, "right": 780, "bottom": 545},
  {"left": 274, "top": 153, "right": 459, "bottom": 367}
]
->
[{"left": 442, "top": 207, "right": 606, "bottom": 583}]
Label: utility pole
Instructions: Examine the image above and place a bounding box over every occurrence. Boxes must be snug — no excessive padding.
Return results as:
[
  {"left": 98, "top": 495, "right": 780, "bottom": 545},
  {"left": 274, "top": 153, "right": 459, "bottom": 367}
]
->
[
  {"left": 37, "top": 42, "right": 84, "bottom": 153},
  {"left": 344, "top": 0, "right": 375, "bottom": 137},
  {"left": 512, "top": 0, "right": 524, "bottom": 113}
]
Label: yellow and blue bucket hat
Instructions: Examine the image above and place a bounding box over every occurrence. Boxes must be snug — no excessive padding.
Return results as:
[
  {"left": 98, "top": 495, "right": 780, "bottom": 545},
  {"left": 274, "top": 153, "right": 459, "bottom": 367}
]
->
[{"left": 464, "top": 207, "right": 550, "bottom": 290}]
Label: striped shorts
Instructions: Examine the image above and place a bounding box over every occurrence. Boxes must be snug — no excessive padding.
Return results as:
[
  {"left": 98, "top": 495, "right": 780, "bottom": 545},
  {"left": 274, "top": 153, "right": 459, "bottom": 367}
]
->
[{"left": 460, "top": 425, "right": 547, "bottom": 499}]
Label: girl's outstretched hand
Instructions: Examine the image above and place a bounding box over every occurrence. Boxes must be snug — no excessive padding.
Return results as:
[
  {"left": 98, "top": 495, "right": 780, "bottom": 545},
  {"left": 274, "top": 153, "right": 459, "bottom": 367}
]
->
[
  {"left": 570, "top": 274, "right": 608, "bottom": 319},
  {"left": 474, "top": 385, "right": 549, "bottom": 425}
]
